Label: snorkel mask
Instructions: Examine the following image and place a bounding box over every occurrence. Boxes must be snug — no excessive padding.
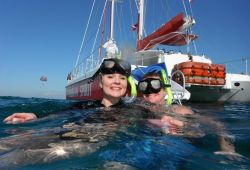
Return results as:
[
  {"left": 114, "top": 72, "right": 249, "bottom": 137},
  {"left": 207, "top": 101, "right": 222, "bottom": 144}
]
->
[
  {"left": 90, "top": 58, "right": 131, "bottom": 82},
  {"left": 138, "top": 70, "right": 172, "bottom": 105},
  {"left": 90, "top": 58, "right": 137, "bottom": 97},
  {"left": 100, "top": 58, "right": 131, "bottom": 77},
  {"left": 138, "top": 78, "right": 167, "bottom": 94}
]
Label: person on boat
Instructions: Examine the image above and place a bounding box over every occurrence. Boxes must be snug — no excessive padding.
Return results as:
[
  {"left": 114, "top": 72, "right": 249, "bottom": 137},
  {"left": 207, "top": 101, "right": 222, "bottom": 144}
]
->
[{"left": 103, "top": 39, "right": 119, "bottom": 59}]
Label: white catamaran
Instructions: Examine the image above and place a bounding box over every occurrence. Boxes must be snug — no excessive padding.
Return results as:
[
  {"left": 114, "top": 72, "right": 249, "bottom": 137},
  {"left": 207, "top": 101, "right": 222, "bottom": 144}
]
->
[
  {"left": 131, "top": 0, "right": 250, "bottom": 103},
  {"left": 66, "top": 0, "right": 250, "bottom": 103}
]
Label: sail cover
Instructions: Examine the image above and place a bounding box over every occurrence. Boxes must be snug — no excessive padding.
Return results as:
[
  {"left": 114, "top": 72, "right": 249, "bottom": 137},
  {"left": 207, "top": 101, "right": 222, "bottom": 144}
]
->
[{"left": 137, "top": 13, "right": 198, "bottom": 51}]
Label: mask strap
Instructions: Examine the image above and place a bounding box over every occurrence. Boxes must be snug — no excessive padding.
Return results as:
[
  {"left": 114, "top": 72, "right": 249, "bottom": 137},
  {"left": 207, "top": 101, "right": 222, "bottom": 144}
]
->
[{"left": 161, "top": 69, "right": 173, "bottom": 105}]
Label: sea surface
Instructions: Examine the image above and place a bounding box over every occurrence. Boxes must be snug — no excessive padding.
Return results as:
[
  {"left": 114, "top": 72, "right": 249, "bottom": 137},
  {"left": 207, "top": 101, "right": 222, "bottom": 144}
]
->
[{"left": 0, "top": 96, "right": 249, "bottom": 170}]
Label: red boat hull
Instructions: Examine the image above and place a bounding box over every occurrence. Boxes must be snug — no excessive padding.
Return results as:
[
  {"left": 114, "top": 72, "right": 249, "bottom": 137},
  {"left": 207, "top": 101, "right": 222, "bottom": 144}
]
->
[{"left": 66, "top": 78, "right": 103, "bottom": 100}]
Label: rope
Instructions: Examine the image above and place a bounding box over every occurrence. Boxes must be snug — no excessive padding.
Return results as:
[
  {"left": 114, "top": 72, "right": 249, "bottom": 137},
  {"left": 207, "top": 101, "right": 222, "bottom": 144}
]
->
[
  {"left": 98, "top": 4, "right": 107, "bottom": 64},
  {"left": 74, "top": 0, "right": 96, "bottom": 68},
  {"left": 187, "top": 0, "right": 198, "bottom": 55},
  {"left": 129, "top": 0, "right": 137, "bottom": 40},
  {"left": 90, "top": 0, "right": 108, "bottom": 69},
  {"left": 221, "top": 57, "right": 250, "bottom": 64},
  {"left": 188, "top": 0, "right": 194, "bottom": 19},
  {"left": 181, "top": 0, "right": 188, "bottom": 17}
]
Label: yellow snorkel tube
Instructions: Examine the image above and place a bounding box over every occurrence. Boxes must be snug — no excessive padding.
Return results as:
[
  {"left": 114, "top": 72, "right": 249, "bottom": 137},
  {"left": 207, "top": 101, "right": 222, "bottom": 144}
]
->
[
  {"left": 128, "top": 76, "right": 137, "bottom": 97},
  {"left": 161, "top": 69, "right": 173, "bottom": 105}
]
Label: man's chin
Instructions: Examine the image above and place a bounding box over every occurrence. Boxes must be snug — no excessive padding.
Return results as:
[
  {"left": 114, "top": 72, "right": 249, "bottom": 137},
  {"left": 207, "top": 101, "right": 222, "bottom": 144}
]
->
[{"left": 145, "top": 96, "right": 160, "bottom": 104}]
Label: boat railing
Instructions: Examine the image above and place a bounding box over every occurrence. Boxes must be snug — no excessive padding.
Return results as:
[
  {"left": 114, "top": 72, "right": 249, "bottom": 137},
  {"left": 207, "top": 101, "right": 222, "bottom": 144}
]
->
[
  {"left": 221, "top": 57, "right": 249, "bottom": 75},
  {"left": 171, "top": 70, "right": 186, "bottom": 89},
  {"left": 170, "top": 70, "right": 190, "bottom": 104},
  {"left": 68, "top": 56, "right": 99, "bottom": 84}
]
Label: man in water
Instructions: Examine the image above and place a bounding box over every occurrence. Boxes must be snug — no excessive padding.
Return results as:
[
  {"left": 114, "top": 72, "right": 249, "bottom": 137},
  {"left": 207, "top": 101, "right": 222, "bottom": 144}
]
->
[{"left": 137, "top": 70, "right": 242, "bottom": 160}]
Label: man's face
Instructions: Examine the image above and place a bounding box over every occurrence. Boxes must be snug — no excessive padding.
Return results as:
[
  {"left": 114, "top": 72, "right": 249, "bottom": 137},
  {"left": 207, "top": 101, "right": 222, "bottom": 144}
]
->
[{"left": 142, "top": 75, "right": 166, "bottom": 104}]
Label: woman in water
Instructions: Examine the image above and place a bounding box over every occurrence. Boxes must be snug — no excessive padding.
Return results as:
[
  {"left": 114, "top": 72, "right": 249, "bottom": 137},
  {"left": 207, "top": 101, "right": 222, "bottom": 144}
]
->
[{"left": 3, "top": 58, "right": 132, "bottom": 123}]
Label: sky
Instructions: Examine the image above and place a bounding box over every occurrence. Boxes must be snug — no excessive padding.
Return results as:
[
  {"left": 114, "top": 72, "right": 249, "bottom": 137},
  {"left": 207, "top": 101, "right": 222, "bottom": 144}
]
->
[{"left": 0, "top": 0, "right": 250, "bottom": 99}]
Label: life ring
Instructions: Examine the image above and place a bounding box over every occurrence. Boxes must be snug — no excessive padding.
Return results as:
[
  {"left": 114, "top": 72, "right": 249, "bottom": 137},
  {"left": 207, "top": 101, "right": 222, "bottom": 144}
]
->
[
  {"left": 217, "top": 65, "right": 226, "bottom": 71},
  {"left": 177, "top": 62, "right": 194, "bottom": 69},
  {"left": 210, "top": 71, "right": 225, "bottom": 78},
  {"left": 210, "top": 64, "right": 225, "bottom": 71},
  {"left": 209, "top": 78, "right": 225, "bottom": 85},
  {"left": 193, "top": 77, "right": 203, "bottom": 84},
  {"left": 202, "top": 77, "right": 209, "bottom": 84},
  {"left": 202, "top": 63, "right": 210, "bottom": 70},
  {"left": 185, "top": 76, "right": 209, "bottom": 85},
  {"left": 178, "top": 68, "right": 207, "bottom": 77},
  {"left": 178, "top": 61, "right": 204, "bottom": 69},
  {"left": 185, "top": 76, "right": 194, "bottom": 84},
  {"left": 202, "top": 70, "right": 210, "bottom": 77},
  {"left": 216, "top": 78, "right": 226, "bottom": 85}
]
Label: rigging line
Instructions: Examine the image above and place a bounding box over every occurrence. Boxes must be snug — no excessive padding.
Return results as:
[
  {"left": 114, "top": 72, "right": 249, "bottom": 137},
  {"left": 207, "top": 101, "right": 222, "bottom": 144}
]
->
[
  {"left": 187, "top": 0, "right": 197, "bottom": 54},
  {"left": 120, "top": 2, "right": 129, "bottom": 45},
  {"left": 192, "top": 38, "right": 198, "bottom": 55},
  {"left": 160, "top": 0, "right": 166, "bottom": 18},
  {"left": 143, "top": 0, "right": 147, "bottom": 37},
  {"left": 74, "top": 31, "right": 100, "bottom": 68},
  {"left": 188, "top": 0, "right": 194, "bottom": 18},
  {"left": 120, "top": 3, "right": 127, "bottom": 45},
  {"left": 77, "top": 46, "right": 102, "bottom": 71},
  {"left": 90, "top": 0, "right": 108, "bottom": 69},
  {"left": 129, "top": 0, "right": 137, "bottom": 40},
  {"left": 116, "top": 2, "right": 122, "bottom": 42},
  {"left": 181, "top": 0, "right": 188, "bottom": 17},
  {"left": 134, "top": 0, "right": 138, "bottom": 11},
  {"left": 220, "top": 57, "right": 250, "bottom": 64},
  {"left": 181, "top": 0, "right": 194, "bottom": 54},
  {"left": 129, "top": 0, "right": 135, "bottom": 25},
  {"left": 164, "top": 0, "right": 171, "bottom": 20},
  {"left": 98, "top": 3, "right": 107, "bottom": 64},
  {"left": 74, "top": 0, "right": 96, "bottom": 68}
]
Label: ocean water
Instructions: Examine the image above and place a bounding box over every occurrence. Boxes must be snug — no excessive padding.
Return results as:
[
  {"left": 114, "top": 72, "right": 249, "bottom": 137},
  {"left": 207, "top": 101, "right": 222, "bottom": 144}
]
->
[{"left": 0, "top": 96, "right": 249, "bottom": 170}]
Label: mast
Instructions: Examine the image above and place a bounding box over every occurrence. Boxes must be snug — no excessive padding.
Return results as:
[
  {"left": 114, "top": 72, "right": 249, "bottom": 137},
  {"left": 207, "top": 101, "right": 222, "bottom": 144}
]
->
[
  {"left": 103, "top": 0, "right": 119, "bottom": 58},
  {"left": 110, "top": 0, "right": 115, "bottom": 40},
  {"left": 138, "top": 0, "right": 144, "bottom": 40}
]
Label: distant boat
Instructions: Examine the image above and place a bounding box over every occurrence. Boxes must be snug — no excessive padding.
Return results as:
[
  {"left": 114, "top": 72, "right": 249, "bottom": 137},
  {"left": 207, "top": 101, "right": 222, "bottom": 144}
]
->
[{"left": 131, "top": 0, "right": 250, "bottom": 103}]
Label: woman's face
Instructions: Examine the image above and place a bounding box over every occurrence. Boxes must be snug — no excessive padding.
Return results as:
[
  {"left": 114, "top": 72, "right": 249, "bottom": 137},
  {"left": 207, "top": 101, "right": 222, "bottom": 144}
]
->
[
  {"left": 142, "top": 75, "right": 166, "bottom": 104},
  {"left": 100, "top": 73, "right": 128, "bottom": 99}
]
